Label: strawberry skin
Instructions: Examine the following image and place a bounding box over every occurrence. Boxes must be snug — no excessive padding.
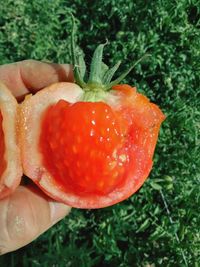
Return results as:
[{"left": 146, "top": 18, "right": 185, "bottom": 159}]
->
[{"left": 40, "top": 100, "right": 129, "bottom": 195}]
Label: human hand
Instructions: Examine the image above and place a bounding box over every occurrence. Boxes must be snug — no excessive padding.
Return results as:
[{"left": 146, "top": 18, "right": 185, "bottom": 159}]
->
[{"left": 0, "top": 60, "right": 73, "bottom": 255}]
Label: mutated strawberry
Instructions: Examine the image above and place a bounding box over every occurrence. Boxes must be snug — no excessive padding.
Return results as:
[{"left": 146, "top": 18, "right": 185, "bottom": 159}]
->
[
  {"left": 19, "top": 19, "right": 165, "bottom": 208},
  {"left": 0, "top": 82, "right": 22, "bottom": 199}
]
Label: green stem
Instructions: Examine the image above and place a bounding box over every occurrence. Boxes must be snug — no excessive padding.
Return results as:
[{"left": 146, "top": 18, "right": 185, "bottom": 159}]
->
[
  {"left": 71, "top": 15, "right": 86, "bottom": 88},
  {"left": 88, "top": 41, "right": 108, "bottom": 85},
  {"left": 70, "top": 14, "right": 150, "bottom": 93},
  {"left": 105, "top": 54, "right": 151, "bottom": 90}
]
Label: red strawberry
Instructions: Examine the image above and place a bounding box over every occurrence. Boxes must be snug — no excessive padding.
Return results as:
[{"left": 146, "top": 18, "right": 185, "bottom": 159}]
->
[{"left": 19, "top": 18, "right": 165, "bottom": 208}]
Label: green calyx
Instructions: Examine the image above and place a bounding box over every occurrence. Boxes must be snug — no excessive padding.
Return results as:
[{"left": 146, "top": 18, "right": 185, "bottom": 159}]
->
[{"left": 71, "top": 15, "right": 149, "bottom": 95}]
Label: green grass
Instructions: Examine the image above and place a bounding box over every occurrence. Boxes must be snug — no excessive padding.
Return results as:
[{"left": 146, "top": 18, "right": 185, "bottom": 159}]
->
[{"left": 0, "top": 0, "right": 200, "bottom": 266}]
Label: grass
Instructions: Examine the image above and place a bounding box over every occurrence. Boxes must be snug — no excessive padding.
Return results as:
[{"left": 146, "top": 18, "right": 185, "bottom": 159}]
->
[{"left": 0, "top": 0, "right": 199, "bottom": 266}]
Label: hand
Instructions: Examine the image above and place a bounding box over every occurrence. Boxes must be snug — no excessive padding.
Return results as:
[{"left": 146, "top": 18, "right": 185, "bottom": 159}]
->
[{"left": 0, "top": 60, "right": 73, "bottom": 255}]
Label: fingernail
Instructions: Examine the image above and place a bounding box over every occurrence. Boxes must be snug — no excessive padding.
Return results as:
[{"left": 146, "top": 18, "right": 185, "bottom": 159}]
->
[{"left": 49, "top": 201, "right": 71, "bottom": 224}]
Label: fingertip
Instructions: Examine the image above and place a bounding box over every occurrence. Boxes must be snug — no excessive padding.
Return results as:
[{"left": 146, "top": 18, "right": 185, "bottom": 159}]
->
[
  {"left": 47, "top": 62, "right": 74, "bottom": 85},
  {"left": 0, "top": 185, "right": 72, "bottom": 255},
  {"left": 49, "top": 201, "right": 71, "bottom": 225},
  {"left": 59, "top": 63, "right": 74, "bottom": 83},
  {"left": 0, "top": 60, "right": 74, "bottom": 99},
  {"left": 20, "top": 60, "right": 74, "bottom": 94}
]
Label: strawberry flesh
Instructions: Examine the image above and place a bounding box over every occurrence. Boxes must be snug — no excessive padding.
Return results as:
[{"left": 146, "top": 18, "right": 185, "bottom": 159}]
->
[
  {"left": 113, "top": 85, "right": 165, "bottom": 157},
  {"left": 0, "top": 112, "right": 7, "bottom": 177}
]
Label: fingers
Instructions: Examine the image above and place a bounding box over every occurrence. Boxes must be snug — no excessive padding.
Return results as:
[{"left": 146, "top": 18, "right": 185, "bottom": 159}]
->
[
  {"left": 0, "top": 60, "right": 73, "bottom": 253},
  {"left": 0, "top": 185, "right": 71, "bottom": 255},
  {"left": 0, "top": 60, "right": 74, "bottom": 101}
]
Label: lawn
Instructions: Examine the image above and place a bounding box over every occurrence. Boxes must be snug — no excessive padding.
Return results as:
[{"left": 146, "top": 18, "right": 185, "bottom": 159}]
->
[{"left": 0, "top": 0, "right": 199, "bottom": 266}]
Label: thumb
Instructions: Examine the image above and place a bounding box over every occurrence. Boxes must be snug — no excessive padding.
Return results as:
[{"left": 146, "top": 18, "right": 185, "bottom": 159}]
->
[{"left": 0, "top": 185, "right": 71, "bottom": 255}]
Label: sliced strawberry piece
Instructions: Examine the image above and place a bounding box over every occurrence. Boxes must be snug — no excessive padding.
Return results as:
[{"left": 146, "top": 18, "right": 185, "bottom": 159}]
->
[
  {"left": 0, "top": 83, "right": 22, "bottom": 199},
  {"left": 20, "top": 82, "right": 164, "bottom": 208},
  {"left": 0, "top": 112, "right": 7, "bottom": 178},
  {"left": 19, "top": 19, "right": 165, "bottom": 208}
]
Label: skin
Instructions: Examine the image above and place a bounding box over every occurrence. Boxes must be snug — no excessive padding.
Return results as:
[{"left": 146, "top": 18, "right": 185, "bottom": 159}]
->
[{"left": 0, "top": 60, "right": 73, "bottom": 255}]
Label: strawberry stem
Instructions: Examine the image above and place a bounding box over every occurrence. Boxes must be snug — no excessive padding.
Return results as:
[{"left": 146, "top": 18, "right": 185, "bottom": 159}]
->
[
  {"left": 71, "top": 15, "right": 86, "bottom": 88},
  {"left": 104, "top": 54, "right": 150, "bottom": 90},
  {"left": 70, "top": 15, "right": 150, "bottom": 92},
  {"left": 88, "top": 41, "right": 108, "bottom": 86},
  {"left": 103, "top": 61, "right": 121, "bottom": 85}
]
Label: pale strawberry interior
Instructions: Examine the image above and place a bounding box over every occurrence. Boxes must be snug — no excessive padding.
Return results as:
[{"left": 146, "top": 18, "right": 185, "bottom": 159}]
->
[{"left": 0, "top": 111, "right": 7, "bottom": 177}]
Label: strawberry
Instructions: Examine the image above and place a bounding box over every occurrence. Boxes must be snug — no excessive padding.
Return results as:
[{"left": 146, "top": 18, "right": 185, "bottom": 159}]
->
[
  {"left": 19, "top": 17, "right": 165, "bottom": 208},
  {"left": 0, "top": 82, "right": 22, "bottom": 199},
  {"left": 0, "top": 111, "right": 6, "bottom": 178}
]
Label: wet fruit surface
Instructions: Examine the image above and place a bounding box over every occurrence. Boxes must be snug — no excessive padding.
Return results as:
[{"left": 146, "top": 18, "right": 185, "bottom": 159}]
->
[
  {"left": 39, "top": 86, "right": 165, "bottom": 197},
  {"left": 40, "top": 100, "right": 131, "bottom": 195},
  {"left": 0, "top": 111, "right": 7, "bottom": 177}
]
